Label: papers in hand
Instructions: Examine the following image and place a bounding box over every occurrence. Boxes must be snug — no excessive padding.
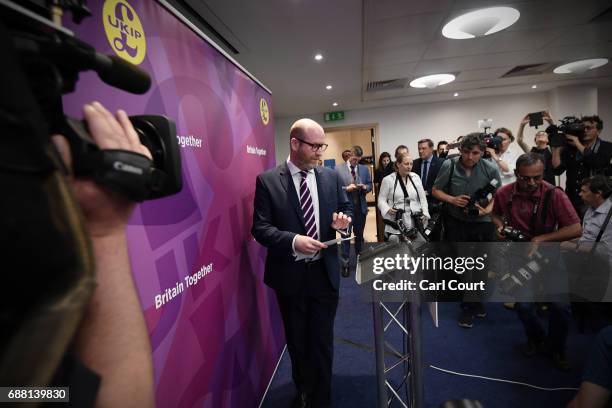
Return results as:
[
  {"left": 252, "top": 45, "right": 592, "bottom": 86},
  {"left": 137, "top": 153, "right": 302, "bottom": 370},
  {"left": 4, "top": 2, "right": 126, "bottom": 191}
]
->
[{"left": 293, "top": 235, "right": 353, "bottom": 262}]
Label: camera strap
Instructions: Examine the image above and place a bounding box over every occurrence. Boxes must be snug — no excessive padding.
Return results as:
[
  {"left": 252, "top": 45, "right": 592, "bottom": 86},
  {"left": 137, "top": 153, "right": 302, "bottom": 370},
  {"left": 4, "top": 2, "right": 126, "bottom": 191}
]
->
[
  {"left": 595, "top": 201, "right": 612, "bottom": 243},
  {"left": 506, "top": 185, "right": 557, "bottom": 236},
  {"left": 393, "top": 172, "right": 421, "bottom": 204},
  {"left": 79, "top": 149, "right": 156, "bottom": 202}
]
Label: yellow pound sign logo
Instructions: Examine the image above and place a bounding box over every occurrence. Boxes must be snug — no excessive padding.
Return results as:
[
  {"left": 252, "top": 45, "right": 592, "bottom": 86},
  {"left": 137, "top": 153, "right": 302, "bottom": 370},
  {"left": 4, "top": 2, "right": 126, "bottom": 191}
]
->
[
  {"left": 260, "top": 98, "right": 269, "bottom": 125},
  {"left": 103, "top": 0, "right": 146, "bottom": 65}
]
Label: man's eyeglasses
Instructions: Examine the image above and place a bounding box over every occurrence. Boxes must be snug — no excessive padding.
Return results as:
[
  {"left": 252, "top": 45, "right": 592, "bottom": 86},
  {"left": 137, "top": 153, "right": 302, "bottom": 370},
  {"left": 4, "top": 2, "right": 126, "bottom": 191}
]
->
[
  {"left": 517, "top": 175, "right": 543, "bottom": 182},
  {"left": 294, "top": 137, "right": 328, "bottom": 152}
]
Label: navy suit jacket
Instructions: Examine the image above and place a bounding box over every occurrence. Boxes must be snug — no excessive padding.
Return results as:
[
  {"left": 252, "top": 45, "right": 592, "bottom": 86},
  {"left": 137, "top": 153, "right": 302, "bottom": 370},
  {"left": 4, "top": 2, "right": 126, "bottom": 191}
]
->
[
  {"left": 251, "top": 163, "right": 353, "bottom": 293},
  {"left": 412, "top": 155, "right": 443, "bottom": 196}
]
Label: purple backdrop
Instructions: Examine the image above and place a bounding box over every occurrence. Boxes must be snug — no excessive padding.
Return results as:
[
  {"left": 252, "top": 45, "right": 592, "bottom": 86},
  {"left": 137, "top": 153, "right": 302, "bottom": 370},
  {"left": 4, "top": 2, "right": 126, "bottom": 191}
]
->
[{"left": 62, "top": 1, "right": 284, "bottom": 406}]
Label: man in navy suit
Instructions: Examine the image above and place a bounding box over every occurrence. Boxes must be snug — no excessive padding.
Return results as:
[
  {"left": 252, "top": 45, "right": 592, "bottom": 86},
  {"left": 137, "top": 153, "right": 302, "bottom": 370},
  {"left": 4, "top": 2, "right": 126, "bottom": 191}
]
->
[
  {"left": 252, "top": 118, "right": 352, "bottom": 408},
  {"left": 336, "top": 145, "right": 372, "bottom": 277},
  {"left": 413, "top": 138, "right": 444, "bottom": 206}
]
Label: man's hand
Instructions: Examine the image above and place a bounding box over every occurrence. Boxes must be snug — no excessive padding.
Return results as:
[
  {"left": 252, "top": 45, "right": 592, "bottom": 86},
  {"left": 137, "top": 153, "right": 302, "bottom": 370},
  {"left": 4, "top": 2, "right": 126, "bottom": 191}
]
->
[
  {"left": 474, "top": 203, "right": 490, "bottom": 217},
  {"left": 331, "top": 211, "right": 351, "bottom": 231},
  {"left": 565, "top": 134, "right": 585, "bottom": 153},
  {"left": 495, "top": 226, "right": 505, "bottom": 241},
  {"left": 359, "top": 183, "right": 368, "bottom": 191},
  {"left": 295, "top": 235, "right": 327, "bottom": 255},
  {"left": 51, "top": 101, "right": 152, "bottom": 237},
  {"left": 520, "top": 114, "right": 529, "bottom": 128},
  {"left": 450, "top": 194, "right": 471, "bottom": 208},
  {"left": 346, "top": 183, "right": 357, "bottom": 192}
]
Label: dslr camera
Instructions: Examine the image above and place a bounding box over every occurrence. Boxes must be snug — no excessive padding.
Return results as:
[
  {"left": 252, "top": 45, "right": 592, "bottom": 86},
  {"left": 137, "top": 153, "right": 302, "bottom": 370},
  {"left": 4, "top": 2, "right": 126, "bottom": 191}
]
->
[
  {"left": 465, "top": 178, "right": 499, "bottom": 218},
  {"left": 383, "top": 207, "right": 418, "bottom": 241},
  {"left": 545, "top": 116, "right": 585, "bottom": 148}
]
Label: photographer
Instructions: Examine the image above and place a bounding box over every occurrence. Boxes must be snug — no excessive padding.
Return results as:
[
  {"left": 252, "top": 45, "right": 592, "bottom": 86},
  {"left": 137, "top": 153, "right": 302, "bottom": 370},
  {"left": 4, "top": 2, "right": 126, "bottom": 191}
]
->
[
  {"left": 491, "top": 153, "right": 581, "bottom": 371},
  {"left": 552, "top": 115, "right": 612, "bottom": 215},
  {"left": 53, "top": 102, "right": 155, "bottom": 407},
  {"left": 378, "top": 152, "right": 429, "bottom": 242},
  {"left": 437, "top": 140, "right": 449, "bottom": 159},
  {"left": 488, "top": 127, "right": 520, "bottom": 186},
  {"left": 517, "top": 111, "right": 556, "bottom": 185},
  {"left": 432, "top": 133, "right": 502, "bottom": 328}
]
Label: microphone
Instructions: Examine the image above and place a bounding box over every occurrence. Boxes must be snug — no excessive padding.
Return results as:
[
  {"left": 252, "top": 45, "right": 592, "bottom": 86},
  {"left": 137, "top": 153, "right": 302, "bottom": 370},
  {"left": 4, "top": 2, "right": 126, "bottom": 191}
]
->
[{"left": 94, "top": 54, "right": 151, "bottom": 95}]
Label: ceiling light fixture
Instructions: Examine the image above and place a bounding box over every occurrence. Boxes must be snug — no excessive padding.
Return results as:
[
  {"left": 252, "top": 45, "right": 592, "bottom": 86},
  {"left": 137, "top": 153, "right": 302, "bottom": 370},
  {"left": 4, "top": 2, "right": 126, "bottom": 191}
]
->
[
  {"left": 410, "top": 74, "right": 456, "bottom": 89},
  {"left": 332, "top": 102, "right": 338, "bottom": 107},
  {"left": 325, "top": 85, "right": 333, "bottom": 90},
  {"left": 314, "top": 53, "right": 323, "bottom": 61},
  {"left": 553, "top": 58, "right": 609, "bottom": 75},
  {"left": 442, "top": 7, "right": 520, "bottom": 39},
  {"left": 531, "top": 84, "right": 537, "bottom": 89},
  {"left": 454, "top": 92, "right": 459, "bottom": 97}
]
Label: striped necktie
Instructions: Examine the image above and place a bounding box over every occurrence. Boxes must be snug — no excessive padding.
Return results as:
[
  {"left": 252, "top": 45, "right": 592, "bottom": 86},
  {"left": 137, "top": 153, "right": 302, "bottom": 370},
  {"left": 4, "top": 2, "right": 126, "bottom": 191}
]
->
[
  {"left": 299, "top": 171, "right": 318, "bottom": 240},
  {"left": 350, "top": 165, "right": 356, "bottom": 181}
]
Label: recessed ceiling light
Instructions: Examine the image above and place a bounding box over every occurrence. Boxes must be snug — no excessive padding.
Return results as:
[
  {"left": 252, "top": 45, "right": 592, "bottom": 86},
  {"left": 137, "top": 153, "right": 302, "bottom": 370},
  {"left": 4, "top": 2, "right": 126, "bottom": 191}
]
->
[
  {"left": 442, "top": 7, "right": 520, "bottom": 39},
  {"left": 410, "top": 74, "right": 456, "bottom": 89},
  {"left": 314, "top": 53, "right": 323, "bottom": 61},
  {"left": 325, "top": 85, "right": 333, "bottom": 90},
  {"left": 553, "top": 58, "right": 609, "bottom": 75},
  {"left": 531, "top": 84, "right": 537, "bottom": 89},
  {"left": 453, "top": 92, "right": 459, "bottom": 97},
  {"left": 332, "top": 102, "right": 338, "bottom": 107}
]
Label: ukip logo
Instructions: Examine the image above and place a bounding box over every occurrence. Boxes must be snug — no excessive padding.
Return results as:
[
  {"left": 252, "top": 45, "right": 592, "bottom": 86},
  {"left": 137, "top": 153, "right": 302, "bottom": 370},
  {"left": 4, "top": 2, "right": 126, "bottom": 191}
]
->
[{"left": 103, "top": 0, "right": 146, "bottom": 65}]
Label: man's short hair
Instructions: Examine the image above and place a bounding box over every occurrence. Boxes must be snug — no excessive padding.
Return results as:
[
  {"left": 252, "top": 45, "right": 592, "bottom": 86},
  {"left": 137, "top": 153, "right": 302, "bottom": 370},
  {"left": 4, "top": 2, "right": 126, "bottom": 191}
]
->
[
  {"left": 342, "top": 149, "right": 352, "bottom": 161},
  {"left": 394, "top": 145, "right": 408, "bottom": 159},
  {"left": 581, "top": 115, "right": 603, "bottom": 130},
  {"left": 352, "top": 145, "right": 364, "bottom": 157},
  {"left": 581, "top": 175, "right": 612, "bottom": 198},
  {"left": 495, "top": 127, "right": 515, "bottom": 142},
  {"left": 515, "top": 152, "right": 545, "bottom": 170},
  {"left": 437, "top": 141, "right": 448, "bottom": 148},
  {"left": 460, "top": 133, "right": 486, "bottom": 151},
  {"left": 418, "top": 139, "right": 434, "bottom": 148}
]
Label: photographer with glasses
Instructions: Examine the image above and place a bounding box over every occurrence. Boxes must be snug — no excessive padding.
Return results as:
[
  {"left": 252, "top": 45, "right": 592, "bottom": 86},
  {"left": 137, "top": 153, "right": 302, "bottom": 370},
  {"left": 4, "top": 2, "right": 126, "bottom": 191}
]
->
[
  {"left": 491, "top": 153, "right": 582, "bottom": 371},
  {"left": 552, "top": 115, "right": 612, "bottom": 215}
]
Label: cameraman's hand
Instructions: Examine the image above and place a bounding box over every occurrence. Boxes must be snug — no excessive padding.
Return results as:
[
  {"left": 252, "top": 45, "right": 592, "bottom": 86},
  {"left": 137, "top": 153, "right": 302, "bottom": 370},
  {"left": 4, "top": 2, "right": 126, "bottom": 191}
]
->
[
  {"left": 565, "top": 134, "right": 585, "bottom": 153},
  {"left": 486, "top": 147, "right": 498, "bottom": 160},
  {"left": 52, "top": 101, "right": 152, "bottom": 237},
  {"left": 450, "top": 195, "right": 471, "bottom": 208},
  {"left": 474, "top": 203, "right": 490, "bottom": 217}
]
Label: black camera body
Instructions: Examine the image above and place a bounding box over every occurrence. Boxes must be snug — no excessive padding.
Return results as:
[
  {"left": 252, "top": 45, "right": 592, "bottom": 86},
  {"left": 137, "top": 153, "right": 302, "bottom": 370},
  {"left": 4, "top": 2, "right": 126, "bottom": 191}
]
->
[
  {"left": 545, "top": 116, "right": 585, "bottom": 148},
  {"left": 383, "top": 208, "right": 419, "bottom": 241},
  {"left": 483, "top": 133, "right": 503, "bottom": 150},
  {"left": 501, "top": 226, "right": 529, "bottom": 242},
  {"left": 465, "top": 178, "right": 499, "bottom": 217}
]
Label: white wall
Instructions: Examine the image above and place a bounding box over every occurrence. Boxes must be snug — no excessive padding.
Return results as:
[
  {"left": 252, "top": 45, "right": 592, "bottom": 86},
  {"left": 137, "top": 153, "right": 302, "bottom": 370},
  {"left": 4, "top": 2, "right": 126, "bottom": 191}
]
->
[
  {"left": 275, "top": 92, "right": 552, "bottom": 164},
  {"left": 598, "top": 87, "right": 612, "bottom": 142}
]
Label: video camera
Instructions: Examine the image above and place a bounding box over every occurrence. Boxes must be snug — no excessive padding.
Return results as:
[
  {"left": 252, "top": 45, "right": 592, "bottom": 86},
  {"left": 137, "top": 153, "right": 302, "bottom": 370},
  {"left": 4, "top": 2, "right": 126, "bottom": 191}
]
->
[
  {"left": 465, "top": 178, "right": 499, "bottom": 217},
  {"left": 1, "top": 0, "right": 182, "bottom": 201},
  {"left": 545, "top": 116, "right": 585, "bottom": 148}
]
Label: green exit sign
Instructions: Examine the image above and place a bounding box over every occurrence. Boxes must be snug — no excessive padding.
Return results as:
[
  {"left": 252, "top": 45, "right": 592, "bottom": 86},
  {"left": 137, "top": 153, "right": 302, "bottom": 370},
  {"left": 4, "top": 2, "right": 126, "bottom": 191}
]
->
[{"left": 324, "top": 111, "right": 345, "bottom": 122}]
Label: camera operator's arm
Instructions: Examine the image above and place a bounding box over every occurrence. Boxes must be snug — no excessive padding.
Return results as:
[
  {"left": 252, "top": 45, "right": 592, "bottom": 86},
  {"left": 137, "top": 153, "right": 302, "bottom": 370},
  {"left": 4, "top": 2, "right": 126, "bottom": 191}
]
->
[
  {"left": 552, "top": 146, "right": 566, "bottom": 174},
  {"left": 487, "top": 148, "right": 510, "bottom": 173},
  {"left": 531, "top": 223, "right": 582, "bottom": 243},
  {"left": 431, "top": 160, "right": 470, "bottom": 207},
  {"left": 378, "top": 175, "right": 397, "bottom": 217},
  {"left": 517, "top": 115, "right": 530, "bottom": 153},
  {"left": 53, "top": 102, "right": 154, "bottom": 408}
]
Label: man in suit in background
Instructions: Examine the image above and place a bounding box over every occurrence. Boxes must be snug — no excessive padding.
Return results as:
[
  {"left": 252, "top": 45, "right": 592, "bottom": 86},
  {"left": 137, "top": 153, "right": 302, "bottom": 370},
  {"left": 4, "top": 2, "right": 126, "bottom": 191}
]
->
[
  {"left": 252, "top": 118, "right": 352, "bottom": 408},
  {"left": 413, "top": 138, "right": 443, "bottom": 207},
  {"left": 337, "top": 145, "right": 372, "bottom": 277}
]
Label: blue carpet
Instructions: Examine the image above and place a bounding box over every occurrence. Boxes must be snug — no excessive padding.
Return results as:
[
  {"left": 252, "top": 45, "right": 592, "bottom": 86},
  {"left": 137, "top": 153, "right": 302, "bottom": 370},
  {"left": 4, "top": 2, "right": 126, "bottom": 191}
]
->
[{"left": 262, "top": 252, "right": 601, "bottom": 408}]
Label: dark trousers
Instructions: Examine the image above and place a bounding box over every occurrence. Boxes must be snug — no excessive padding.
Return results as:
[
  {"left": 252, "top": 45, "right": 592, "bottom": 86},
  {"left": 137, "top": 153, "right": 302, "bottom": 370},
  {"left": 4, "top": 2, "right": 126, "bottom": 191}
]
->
[
  {"left": 275, "top": 261, "right": 339, "bottom": 407},
  {"left": 444, "top": 215, "right": 495, "bottom": 308},
  {"left": 514, "top": 302, "right": 571, "bottom": 354},
  {"left": 341, "top": 207, "right": 366, "bottom": 267}
]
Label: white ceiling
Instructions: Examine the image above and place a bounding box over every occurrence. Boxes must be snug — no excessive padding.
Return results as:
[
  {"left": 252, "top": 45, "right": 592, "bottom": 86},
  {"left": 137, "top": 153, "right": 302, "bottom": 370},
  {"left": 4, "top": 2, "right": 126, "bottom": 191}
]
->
[{"left": 186, "top": 0, "right": 612, "bottom": 118}]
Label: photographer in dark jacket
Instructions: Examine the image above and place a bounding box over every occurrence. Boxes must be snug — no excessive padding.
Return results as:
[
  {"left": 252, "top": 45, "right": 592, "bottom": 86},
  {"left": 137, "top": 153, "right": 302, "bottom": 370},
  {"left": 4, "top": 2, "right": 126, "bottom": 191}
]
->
[{"left": 552, "top": 115, "right": 612, "bottom": 215}]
